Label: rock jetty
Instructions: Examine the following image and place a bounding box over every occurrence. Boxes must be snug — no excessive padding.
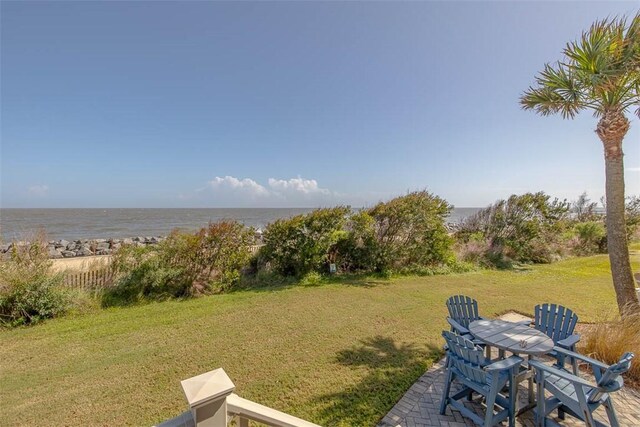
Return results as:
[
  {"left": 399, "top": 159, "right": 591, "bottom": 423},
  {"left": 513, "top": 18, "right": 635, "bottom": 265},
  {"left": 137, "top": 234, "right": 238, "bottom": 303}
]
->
[{"left": 0, "top": 236, "right": 167, "bottom": 259}]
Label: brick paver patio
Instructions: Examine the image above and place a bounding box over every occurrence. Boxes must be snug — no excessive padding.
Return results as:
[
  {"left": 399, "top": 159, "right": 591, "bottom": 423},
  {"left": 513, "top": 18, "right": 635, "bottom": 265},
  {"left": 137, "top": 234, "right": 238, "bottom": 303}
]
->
[{"left": 377, "top": 319, "right": 640, "bottom": 427}]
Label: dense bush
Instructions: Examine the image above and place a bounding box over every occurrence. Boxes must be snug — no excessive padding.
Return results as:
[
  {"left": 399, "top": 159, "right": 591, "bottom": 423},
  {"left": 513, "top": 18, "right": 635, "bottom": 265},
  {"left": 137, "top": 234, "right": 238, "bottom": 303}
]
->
[
  {"left": 260, "top": 192, "right": 455, "bottom": 276},
  {"left": 259, "top": 207, "right": 350, "bottom": 277},
  {"left": 0, "top": 237, "right": 68, "bottom": 326},
  {"left": 569, "top": 221, "right": 607, "bottom": 255},
  {"left": 367, "top": 191, "right": 454, "bottom": 272},
  {"left": 105, "top": 221, "right": 254, "bottom": 305},
  {"left": 456, "top": 192, "right": 570, "bottom": 266},
  {"left": 333, "top": 210, "right": 379, "bottom": 272}
]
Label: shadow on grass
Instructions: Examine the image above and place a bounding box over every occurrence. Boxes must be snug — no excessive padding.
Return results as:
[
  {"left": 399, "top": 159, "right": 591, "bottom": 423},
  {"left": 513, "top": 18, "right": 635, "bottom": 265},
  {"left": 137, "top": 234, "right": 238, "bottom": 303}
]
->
[
  {"left": 229, "top": 272, "right": 391, "bottom": 295},
  {"left": 311, "top": 336, "right": 442, "bottom": 426}
]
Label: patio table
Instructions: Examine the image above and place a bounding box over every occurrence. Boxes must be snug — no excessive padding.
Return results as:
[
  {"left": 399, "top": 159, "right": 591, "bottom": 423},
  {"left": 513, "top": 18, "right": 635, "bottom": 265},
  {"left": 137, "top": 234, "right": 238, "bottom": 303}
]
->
[
  {"left": 469, "top": 318, "right": 553, "bottom": 356},
  {"left": 469, "top": 318, "right": 554, "bottom": 415}
]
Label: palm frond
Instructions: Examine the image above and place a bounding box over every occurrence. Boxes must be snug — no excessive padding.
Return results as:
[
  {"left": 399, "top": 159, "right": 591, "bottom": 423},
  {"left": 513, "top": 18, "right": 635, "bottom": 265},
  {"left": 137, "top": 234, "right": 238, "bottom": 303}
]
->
[
  {"left": 522, "top": 12, "right": 640, "bottom": 119},
  {"left": 521, "top": 62, "right": 585, "bottom": 119}
]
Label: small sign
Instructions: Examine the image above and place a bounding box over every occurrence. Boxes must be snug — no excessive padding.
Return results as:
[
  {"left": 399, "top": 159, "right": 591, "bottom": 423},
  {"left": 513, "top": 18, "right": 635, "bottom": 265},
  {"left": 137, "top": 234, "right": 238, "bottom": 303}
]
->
[{"left": 329, "top": 263, "right": 337, "bottom": 274}]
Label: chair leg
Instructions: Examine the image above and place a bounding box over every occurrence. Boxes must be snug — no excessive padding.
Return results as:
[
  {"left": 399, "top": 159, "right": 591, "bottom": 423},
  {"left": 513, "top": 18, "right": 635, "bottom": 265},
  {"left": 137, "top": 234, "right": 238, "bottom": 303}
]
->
[
  {"left": 484, "top": 375, "right": 500, "bottom": 427},
  {"left": 535, "top": 370, "right": 545, "bottom": 427},
  {"left": 583, "top": 410, "right": 596, "bottom": 427},
  {"left": 603, "top": 396, "right": 620, "bottom": 427},
  {"left": 508, "top": 375, "right": 517, "bottom": 427},
  {"left": 576, "top": 389, "right": 596, "bottom": 427},
  {"left": 439, "top": 368, "right": 453, "bottom": 415}
]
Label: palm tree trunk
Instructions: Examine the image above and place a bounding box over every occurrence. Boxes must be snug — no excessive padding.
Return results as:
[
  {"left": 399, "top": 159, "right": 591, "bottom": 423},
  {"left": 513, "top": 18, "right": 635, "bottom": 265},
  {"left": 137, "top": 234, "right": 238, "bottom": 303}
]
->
[{"left": 598, "top": 111, "right": 640, "bottom": 316}]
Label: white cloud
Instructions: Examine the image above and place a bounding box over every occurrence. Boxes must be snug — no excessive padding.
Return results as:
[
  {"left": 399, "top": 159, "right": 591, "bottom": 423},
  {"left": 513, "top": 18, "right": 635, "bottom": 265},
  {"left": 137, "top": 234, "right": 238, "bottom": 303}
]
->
[
  {"left": 627, "top": 167, "right": 640, "bottom": 172},
  {"left": 189, "top": 175, "right": 346, "bottom": 207},
  {"left": 27, "top": 185, "right": 49, "bottom": 196},
  {"left": 207, "top": 176, "right": 269, "bottom": 197},
  {"left": 268, "top": 177, "right": 330, "bottom": 195}
]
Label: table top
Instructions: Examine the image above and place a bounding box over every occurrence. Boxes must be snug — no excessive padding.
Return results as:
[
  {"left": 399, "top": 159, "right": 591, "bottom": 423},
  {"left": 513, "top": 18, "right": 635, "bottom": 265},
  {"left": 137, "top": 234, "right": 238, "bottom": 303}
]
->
[{"left": 469, "top": 319, "right": 554, "bottom": 356}]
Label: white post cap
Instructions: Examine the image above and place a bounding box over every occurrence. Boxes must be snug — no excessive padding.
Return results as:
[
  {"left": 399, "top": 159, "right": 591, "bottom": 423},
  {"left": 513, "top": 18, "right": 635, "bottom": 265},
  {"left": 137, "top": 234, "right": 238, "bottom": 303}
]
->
[{"left": 181, "top": 368, "right": 236, "bottom": 409}]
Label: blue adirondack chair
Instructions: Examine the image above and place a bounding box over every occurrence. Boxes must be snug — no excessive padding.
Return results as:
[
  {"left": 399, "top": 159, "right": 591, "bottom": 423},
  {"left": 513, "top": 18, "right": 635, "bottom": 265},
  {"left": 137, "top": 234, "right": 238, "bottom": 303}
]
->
[
  {"left": 533, "top": 304, "right": 581, "bottom": 374},
  {"left": 440, "top": 331, "right": 523, "bottom": 427},
  {"left": 446, "top": 295, "right": 528, "bottom": 359},
  {"left": 446, "top": 295, "right": 484, "bottom": 337},
  {"left": 530, "top": 347, "right": 634, "bottom": 427}
]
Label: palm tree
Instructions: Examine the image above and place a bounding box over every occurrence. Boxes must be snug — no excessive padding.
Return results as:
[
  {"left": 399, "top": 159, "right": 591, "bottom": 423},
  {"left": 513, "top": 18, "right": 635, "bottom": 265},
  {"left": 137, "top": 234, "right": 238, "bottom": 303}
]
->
[{"left": 521, "top": 13, "right": 640, "bottom": 316}]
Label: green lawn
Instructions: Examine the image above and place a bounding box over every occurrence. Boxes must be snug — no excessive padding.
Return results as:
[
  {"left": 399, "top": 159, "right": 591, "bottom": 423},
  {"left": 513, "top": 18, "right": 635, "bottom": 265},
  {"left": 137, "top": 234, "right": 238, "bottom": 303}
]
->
[{"left": 2, "top": 252, "right": 638, "bottom": 426}]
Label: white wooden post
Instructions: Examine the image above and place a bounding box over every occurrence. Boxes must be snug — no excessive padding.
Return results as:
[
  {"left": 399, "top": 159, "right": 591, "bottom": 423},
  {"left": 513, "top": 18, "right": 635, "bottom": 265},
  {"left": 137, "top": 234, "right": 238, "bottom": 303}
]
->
[{"left": 181, "top": 368, "right": 236, "bottom": 427}]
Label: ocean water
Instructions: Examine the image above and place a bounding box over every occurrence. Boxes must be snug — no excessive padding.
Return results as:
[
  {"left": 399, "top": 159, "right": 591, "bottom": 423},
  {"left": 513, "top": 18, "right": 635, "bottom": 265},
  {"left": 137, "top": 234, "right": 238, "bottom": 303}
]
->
[{"left": 0, "top": 208, "right": 481, "bottom": 241}]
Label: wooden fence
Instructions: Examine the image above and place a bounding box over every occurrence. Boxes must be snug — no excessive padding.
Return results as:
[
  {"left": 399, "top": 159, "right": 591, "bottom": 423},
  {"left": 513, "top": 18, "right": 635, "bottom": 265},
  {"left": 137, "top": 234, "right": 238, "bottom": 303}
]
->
[
  {"left": 62, "top": 245, "right": 265, "bottom": 291},
  {"left": 63, "top": 268, "right": 114, "bottom": 292}
]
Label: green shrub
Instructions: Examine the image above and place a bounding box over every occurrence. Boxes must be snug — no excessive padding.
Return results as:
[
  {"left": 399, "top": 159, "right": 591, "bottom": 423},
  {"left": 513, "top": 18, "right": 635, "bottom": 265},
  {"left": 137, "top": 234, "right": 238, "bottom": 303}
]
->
[
  {"left": 299, "top": 271, "right": 324, "bottom": 286},
  {"left": 456, "top": 192, "right": 570, "bottom": 266},
  {"left": 333, "top": 210, "right": 379, "bottom": 272},
  {"left": 105, "top": 221, "right": 254, "bottom": 306},
  {"left": 368, "top": 191, "right": 454, "bottom": 271},
  {"left": 571, "top": 221, "right": 607, "bottom": 255},
  {"left": 260, "top": 207, "right": 350, "bottom": 277},
  {"left": 260, "top": 192, "right": 454, "bottom": 277},
  {"left": 0, "top": 237, "right": 68, "bottom": 326}
]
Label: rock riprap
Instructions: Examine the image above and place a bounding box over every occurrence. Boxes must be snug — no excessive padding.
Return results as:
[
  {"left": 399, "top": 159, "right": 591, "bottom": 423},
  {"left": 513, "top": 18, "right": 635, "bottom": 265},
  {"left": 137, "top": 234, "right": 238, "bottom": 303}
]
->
[{"left": 1, "top": 236, "right": 167, "bottom": 259}]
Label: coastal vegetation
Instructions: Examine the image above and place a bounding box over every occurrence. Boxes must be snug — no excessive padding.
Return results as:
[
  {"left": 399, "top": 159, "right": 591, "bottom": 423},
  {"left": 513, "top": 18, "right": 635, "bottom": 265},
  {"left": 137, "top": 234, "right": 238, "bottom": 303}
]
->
[
  {"left": 456, "top": 192, "right": 571, "bottom": 267},
  {"left": 2, "top": 190, "right": 639, "bottom": 324},
  {"left": 1, "top": 251, "right": 638, "bottom": 426},
  {"left": 103, "top": 221, "right": 254, "bottom": 306},
  {"left": 520, "top": 12, "right": 640, "bottom": 315},
  {"left": 258, "top": 191, "right": 455, "bottom": 277},
  {"left": 0, "top": 233, "right": 69, "bottom": 326}
]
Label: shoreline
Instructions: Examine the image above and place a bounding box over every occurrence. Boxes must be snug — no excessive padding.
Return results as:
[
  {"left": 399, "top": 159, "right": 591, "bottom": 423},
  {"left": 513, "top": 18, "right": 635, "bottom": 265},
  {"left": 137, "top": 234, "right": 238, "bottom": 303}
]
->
[{"left": 1, "top": 236, "right": 167, "bottom": 259}]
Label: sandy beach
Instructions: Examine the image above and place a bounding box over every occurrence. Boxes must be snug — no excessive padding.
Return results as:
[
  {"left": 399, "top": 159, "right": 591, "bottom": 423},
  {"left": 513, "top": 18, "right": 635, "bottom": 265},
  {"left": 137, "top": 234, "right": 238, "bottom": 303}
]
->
[{"left": 50, "top": 255, "right": 111, "bottom": 273}]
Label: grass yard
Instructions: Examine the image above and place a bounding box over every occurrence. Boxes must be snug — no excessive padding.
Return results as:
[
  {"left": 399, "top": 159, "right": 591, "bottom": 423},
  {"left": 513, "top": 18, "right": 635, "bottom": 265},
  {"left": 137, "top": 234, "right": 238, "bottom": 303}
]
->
[{"left": 2, "top": 251, "right": 639, "bottom": 426}]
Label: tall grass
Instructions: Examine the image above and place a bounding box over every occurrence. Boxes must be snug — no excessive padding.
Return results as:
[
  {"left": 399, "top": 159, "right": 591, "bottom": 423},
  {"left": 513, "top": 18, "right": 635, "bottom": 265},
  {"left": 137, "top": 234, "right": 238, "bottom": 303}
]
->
[{"left": 582, "top": 309, "right": 640, "bottom": 383}]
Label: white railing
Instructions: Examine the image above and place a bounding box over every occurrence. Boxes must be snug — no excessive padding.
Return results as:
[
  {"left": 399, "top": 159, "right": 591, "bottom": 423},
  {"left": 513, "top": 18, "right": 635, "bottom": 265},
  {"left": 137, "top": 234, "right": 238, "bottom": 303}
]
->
[
  {"left": 156, "top": 368, "right": 320, "bottom": 427},
  {"left": 228, "top": 394, "right": 320, "bottom": 427}
]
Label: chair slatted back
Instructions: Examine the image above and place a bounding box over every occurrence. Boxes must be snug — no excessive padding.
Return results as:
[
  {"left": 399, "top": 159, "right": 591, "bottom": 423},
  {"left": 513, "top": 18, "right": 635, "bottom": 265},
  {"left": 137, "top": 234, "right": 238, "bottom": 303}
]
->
[
  {"left": 446, "top": 295, "right": 481, "bottom": 329},
  {"left": 533, "top": 303, "right": 578, "bottom": 343},
  {"left": 588, "top": 352, "right": 635, "bottom": 403},
  {"left": 442, "top": 331, "right": 489, "bottom": 385}
]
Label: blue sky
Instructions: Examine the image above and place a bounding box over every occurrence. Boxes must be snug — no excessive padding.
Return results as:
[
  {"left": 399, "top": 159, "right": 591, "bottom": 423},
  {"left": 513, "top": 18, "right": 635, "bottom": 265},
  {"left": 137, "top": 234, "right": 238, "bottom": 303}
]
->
[{"left": 1, "top": 1, "right": 639, "bottom": 208}]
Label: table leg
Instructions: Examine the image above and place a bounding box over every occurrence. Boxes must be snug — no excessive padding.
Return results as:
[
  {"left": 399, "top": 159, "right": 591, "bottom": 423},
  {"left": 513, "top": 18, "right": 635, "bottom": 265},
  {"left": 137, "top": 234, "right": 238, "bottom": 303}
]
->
[{"left": 515, "top": 356, "right": 539, "bottom": 416}]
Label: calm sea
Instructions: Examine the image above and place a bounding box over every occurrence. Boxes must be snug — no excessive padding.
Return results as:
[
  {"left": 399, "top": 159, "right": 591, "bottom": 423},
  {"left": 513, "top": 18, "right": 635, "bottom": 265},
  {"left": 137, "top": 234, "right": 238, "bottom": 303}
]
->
[{"left": 0, "top": 208, "right": 481, "bottom": 241}]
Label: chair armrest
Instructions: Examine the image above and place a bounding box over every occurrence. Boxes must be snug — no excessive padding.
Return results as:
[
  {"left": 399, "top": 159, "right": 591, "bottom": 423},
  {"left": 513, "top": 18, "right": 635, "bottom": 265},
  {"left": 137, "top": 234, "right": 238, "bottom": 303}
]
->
[
  {"left": 447, "top": 317, "right": 470, "bottom": 335},
  {"left": 557, "top": 334, "right": 581, "bottom": 349},
  {"left": 552, "top": 346, "right": 610, "bottom": 370},
  {"left": 485, "top": 355, "right": 524, "bottom": 372},
  {"left": 529, "top": 360, "right": 596, "bottom": 388}
]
